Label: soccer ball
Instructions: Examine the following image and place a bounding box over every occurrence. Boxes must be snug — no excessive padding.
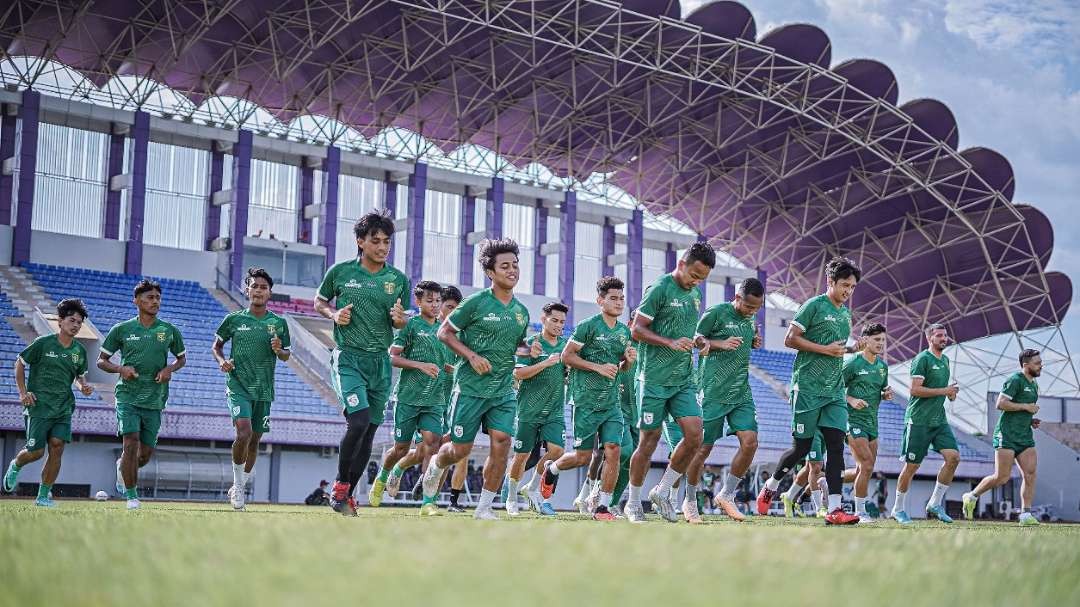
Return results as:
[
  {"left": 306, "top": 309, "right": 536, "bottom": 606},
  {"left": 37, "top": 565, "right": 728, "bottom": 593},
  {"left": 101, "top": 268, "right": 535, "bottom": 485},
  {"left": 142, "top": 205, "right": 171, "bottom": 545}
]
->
[{"left": 94, "top": 490, "right": 109, "bottom": 501}]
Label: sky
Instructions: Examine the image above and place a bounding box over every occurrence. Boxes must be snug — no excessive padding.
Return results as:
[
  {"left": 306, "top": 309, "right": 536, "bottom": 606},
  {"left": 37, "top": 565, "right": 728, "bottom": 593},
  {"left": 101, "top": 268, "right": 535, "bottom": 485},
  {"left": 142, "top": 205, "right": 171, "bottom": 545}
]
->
[{"left": 680, "top": 0, "right": 1080, "bottom": 349}]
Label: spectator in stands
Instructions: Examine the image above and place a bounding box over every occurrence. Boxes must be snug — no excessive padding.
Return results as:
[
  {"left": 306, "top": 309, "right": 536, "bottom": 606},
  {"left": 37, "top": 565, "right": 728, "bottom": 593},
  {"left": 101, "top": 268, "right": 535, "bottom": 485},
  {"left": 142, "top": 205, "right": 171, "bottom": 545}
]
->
[
  {"left": 2, "top": 298, "right": 94, "bottom": 506},
  {"left": 873, "top": 471, "right": 887, "bottom": 514},
  {"left": 305, "top": 480, "right": 331, "bottom": 506}
]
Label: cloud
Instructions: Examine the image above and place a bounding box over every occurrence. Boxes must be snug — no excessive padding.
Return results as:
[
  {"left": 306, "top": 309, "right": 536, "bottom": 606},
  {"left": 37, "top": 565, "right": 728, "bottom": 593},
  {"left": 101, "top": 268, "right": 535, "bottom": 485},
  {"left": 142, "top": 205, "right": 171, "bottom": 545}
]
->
[{"left": 943, "top": 0, "right": 1080, "bottom": 57}]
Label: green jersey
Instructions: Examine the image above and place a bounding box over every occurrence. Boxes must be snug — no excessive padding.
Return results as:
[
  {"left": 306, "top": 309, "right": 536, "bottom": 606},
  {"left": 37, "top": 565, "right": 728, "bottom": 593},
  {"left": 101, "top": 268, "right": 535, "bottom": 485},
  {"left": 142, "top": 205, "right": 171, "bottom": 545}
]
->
[
  {"left": 215, "top": 309, "right": 291, "bottom": 402},
  {"left": 568, "top": 314, "right": 632, "bottom": 411},
  {"left": 906, "top": 349, "right": 951, "bottom": 425},
  {"left": 446, "top": 288, "right": 530, "bottom": 397},
  {"left": 696, "top": 302, "right": 755, "bottom": 404},
  {"left": 637, "top": 274, "right": 702, "bottom": 387},
  {"left": 515, "top": 334, "right": 567, "bottom": 420},
  {"left": 101, "top": 317, "right": 186, "bottom": 410},
  {"left": 18, "top": 334, "right": 88, "bottom": 419},
  {"left": 617, "top": 368, "right": 636, "bottom": 423},
  {"left": 843, "top": 353, "right": 889, "bottom": 427},
  {"left": 316, "top": 258, "right": 410, "bottom": 354},
  {"left": 994, "top": 372, "right": 1038, "bottom": 444},
  {"left": 391, "top": 315, "right": 450, "bottom": 407},
  {"left": 790, "top": 294, "right": 851, "bottom": 398}
]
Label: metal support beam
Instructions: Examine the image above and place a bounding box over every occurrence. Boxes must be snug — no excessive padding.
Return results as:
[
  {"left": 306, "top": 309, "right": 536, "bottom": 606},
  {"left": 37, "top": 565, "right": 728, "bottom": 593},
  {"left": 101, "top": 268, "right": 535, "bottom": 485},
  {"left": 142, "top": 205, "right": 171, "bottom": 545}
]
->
[
  {"left": 103, "top": 131, "right": 125, "bottom": 239},
  {"left": 0, "top": 110, "right": 18, "bottom": 225},
  {"left": 383, "top": 170, "right": 397, "bottom": 215},
  {"left": 321, "top": 146, "right": 341, "bottom": 265},
  {"left": 559, "top": 191, "right": 577, "bottom": 325},
  {"left": 204, "top": 148, "right": 224, "bottom": 250},
  {"left": 459, "top": 191, "right": 475, "bottom": 287},
  {"left": 228, "top": 130, "right": 253, "bottom": 287},
  {"left": 123, "top": 111, "right": 150, "bottom": 276},
  {"left": 628, "top": 209, "right": 644, "bottom": 312},
  {"left": 534, "top": 201, "right": 547, "bottom": 296},
  {"left": 298, "top": 160, "right": 314, "bottom": 244},
  {"left": 602, "top": 218, "right": 615, "bottom": 277},
  {"left": 12, "top": 91, "right": 39, "bottom": 265},
  {"left": 406, "top": 162, "right": 427, "bottom": 290}
]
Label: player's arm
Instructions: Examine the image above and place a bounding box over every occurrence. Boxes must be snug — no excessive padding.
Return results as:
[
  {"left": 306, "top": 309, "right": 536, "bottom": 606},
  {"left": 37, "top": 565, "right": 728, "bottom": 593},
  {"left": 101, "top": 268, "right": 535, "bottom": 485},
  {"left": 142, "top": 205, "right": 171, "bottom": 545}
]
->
[
  {"left": 514, "top": 356, "right": 558, "bottom": 381},
  {"left": 909, "top": 376, "right": 958, "bottom": 399},
  {"left": 438, "top": 320, "right": 489, "bottom": 375},
  {"left": 14, "top": 356, "right": 34, "bottom": 407},
  {"left": 561, "top": 340, "right": 618, "bottom": 379},
  {"left": 632, "top": 313, "right": 693, "bottom": 352},
  {"left": 784, "top": 323, "right": 845, "bottom": 357},
  {"left": 211, "top": 337, "right": 234, "bottom": 372},
  {"left": 272, "top": 323, "right": 291, "bottom": 362},
  {"left": 995, "top": 384, "right": 1038, "bottom": 413},
  {"left": 389, "top": 344, "right": 440, "bottom": 378}
]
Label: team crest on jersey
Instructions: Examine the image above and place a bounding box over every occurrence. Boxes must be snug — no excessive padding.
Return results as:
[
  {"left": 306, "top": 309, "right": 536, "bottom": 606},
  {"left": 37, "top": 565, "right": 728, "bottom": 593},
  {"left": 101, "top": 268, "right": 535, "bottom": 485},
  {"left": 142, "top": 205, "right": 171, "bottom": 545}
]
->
[
  {"left": 852, "top": 427, "right": 861, "bottom": 435},
  {"left": 907, "top": 452, "right": 916, "bottom": 461},
  {"left": 513, "top": 439, "right": 522, "bottom": 449},
  {"left": 454, "top": 425, "right": 464, "bottom": 438},
  {"left": 71, "top": 353, "right": 79, "bottom": 364},
  {"left": 346, "top": 394, "right": 360, "bottom": 407},
  {"left": 395, "top": 428, "right": 402, "bottom": 438},
  {"left": 573, "top": 436, "right": 583, "bottom": 447},
  {"left": 156, "top": 332, "right": 167, "bottom": 342},
  {"left": 26, "top": 438, "right": 36, "bottom": 448},
  {"left": 231, "top": 405, "right": 241, "bottom": 417},
  {"left": 809, "top": 451, "right": 818, "bottom": 459},
  {"left": 796, "top": 423, "right": 804, "bottom": 434},
  {"left": 515, "top": 312, "right": 525, "bottom": 326},
  {"left": 642, "top": 412, "right": 654, "bottom": 425},
  {"left": 267, "top": 325, "right": 277, "bottom": 335},
  {"left": 384, "top": 281, "right": 396, "bottom": 295}
]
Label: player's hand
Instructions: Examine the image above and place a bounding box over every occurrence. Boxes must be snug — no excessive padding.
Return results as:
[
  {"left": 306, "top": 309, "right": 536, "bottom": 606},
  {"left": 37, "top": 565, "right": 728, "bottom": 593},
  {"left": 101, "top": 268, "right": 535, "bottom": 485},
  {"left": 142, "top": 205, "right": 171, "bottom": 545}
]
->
[
  {"left": 390, "top": 299, "right": 406, "bottom": 325},
  {"left": 79, "top": 383, "right": 94, "bottom": 396},
  {"left": 530, "top": 339, "right": 543, "bottom": 359},
  {"left": 1027, "top": 403, "right": 1040, "bottom": 415},
  {"left": 419, "top": 362, "right": 441, "bottom": 379},
  {"left": 595, "top": 363, "right": 619, "bottom": 380},
  {"left": 752, "top": 332, "right": 763, "bottom": 349},
  {"left": 545, "top": 353, "right": 561, "bottom": 366},
  {"left": 882, "top": 387, "right": 894, "bottom": 401},
  {"left": 850, "top": 398, "right": 868, "bottom": 410},
  {"left": 119, "top": 366, "right": 139, "bottom": 381},
  {"left": 695, "top": 335, "right": 711, "bottom": 356},
  {"left": 219, "top": 358, "right": 235, "bottom": 373},
  {"left": 270, "top": 335, "right": 283, "bottom": 354},
  {"left": 468, "top": 354, "right": 492, "bottom": 375},
  {"left": 823, "top": 341, "right": 846, "bottom": 358},
  {"left": 19, "top": 391, "right": 36, "bottom": 406},
  {"left": 669, "top": 337, "right": 694, "bottom": 352},
  {"left": 334, "top": 303, "right": 353, "bottom": 326},
  {"left": 624, "top": 345, "right": 637, "bottom": 365},
  {"left": 717, "top": 336, "right": 744, "bottom": 351},
  {"left": 1031, "top": 417, "right": 1041, "bottom": 429},
  {"left": 945, "top": 384, "right": 959, "bottom": 401},
  {"left": 155, "top": 368, "right": 173, "bottom": 384}
]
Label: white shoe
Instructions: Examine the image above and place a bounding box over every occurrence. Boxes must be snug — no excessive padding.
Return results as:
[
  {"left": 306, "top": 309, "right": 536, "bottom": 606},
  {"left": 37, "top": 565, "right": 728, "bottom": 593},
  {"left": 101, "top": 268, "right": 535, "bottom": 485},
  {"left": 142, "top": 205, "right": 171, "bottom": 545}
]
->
[
  {"left": 473, "top": 506, "right": 499, "bottom": 521},
  {"left": 857, "top": 514, "right": 877, "bottom": 524},
  {"left": 126, "top": 498, "right": 141, "bottom": 510},
  {"left": 650, "top": 487, "right": 677, "bottom": 523},
  {"left": 229, "top": 485, "right": 245, "bottom": 510},
  {"left": 573, "top": 495, "right": 588, "bottom": 514},
  {"left": 421, "top": 465, "right": 441, "bottom": 499},
  {"left": 586, "top": 492, "right": 600, "bottom": 514},
  {"left": 524, "top": 490, "right": 543, "bottom": 513},
  {"left": 386, "top": 472, "right": 402, "bottom": 499},
  {"left": 506, "top": 497, "right": 520, "bottom": 516},
  {"left": 625, "top": 501, "right": 646, "bottom": 524}
]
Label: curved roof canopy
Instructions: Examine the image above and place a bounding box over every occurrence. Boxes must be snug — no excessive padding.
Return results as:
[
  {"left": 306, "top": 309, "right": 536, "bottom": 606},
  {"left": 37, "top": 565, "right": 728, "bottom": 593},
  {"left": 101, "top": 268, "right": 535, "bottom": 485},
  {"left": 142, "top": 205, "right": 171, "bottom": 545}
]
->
[{"left": 0, "top": 0, "right": 1069, "bottom": 361}]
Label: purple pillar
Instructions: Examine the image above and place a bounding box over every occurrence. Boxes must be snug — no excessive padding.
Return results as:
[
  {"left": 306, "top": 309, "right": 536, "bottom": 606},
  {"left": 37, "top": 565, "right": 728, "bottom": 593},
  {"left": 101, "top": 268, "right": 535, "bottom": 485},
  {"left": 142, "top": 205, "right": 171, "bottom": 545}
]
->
[
  {"left": 321, "top": 146, "right": 341, "bottom": 265},
  {"left": 11, "top": 91, "right": 40, "bottom": 265},
  {"left": 559, "top": 191, "right": 577, "bottom": 326},
  {"left": 228, "top": 130, "right": 253, "bottom": 287},
  {"left": 756, "top": 268, "right": 768, "bottom": 342},
  {"left": 298, "top": 161, "right": 314, "bottom": 244},
  {"left": 724, "top": 278, "right": 736, "bottom": 302},
  {"left": 0, "top": 109, "right": 16, "bottom": 225},
  {"left": 665, "top": 243, "right": 677, "bottom": 273},
  {"left": 486, "top": 177, "right": 504, "bottom": 239},
  {"left": 103, "top": 132, "right": 125, "bottom": 239},
  {"left": 459, "top": 192, "right": 475, "bottom": 287},
  {"left": 406, "top": 163, "right": 427, "bottom": 290},
  {"left": 123, "top": 111, "right": 150, "bottom": 276},
  {"left": 204, "top": 148, "right": 224, "bottom": 250},
  {"left": 601, "top": 218, "right": 615, "bottom": 277},
  {"left": 533, "top": 201, "right": 547, "bottom": 296},
  {"left": 697, "top": 233, "right": 708, "bottom": 312},
  {"left": 628, "top": 209, "right": 643, "bottom": 312},
  {"left": 383, "top": 171, "right": 397, "bottom": 215}
]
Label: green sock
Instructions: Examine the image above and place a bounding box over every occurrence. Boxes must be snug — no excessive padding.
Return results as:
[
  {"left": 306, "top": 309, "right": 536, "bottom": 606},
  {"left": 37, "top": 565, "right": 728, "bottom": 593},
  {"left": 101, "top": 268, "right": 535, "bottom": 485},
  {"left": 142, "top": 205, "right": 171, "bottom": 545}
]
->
[
  {"left": 7, "top": 461, "right": 20, "bottom": 473},
  {"left": 390, "top": 464, "right": 403, "bottom": 478},
  {"left": 37, "top": 483, "right": 51, "bottom": 500},
  {"left": 422, "top": 495, "right": 435, "bottom": 505},
  {"left": 125, "top": 486, "right": 138, "bottom": 500},
  {"left": 377, "top": 467, "right": 390, "bottom": 483}
]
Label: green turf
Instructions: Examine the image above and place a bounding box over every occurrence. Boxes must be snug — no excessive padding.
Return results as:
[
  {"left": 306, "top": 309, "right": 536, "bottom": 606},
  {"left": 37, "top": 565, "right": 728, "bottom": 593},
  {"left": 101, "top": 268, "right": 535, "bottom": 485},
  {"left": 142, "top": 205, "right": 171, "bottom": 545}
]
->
[{"left": 2, "top": 499, "right": 1078, "bottom": 606}]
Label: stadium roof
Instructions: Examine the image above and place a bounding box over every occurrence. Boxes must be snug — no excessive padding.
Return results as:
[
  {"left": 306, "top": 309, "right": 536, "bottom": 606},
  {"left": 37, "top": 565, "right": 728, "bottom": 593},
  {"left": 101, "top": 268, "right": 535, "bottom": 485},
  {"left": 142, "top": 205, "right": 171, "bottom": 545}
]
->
[{"left": 0, "top": 0, "right": 1071, "bottom": 361}]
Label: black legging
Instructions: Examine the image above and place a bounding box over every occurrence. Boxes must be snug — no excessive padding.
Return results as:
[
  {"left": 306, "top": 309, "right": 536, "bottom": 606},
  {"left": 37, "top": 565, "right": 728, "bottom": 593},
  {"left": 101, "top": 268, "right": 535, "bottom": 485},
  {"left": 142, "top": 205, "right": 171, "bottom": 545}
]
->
[
  {"left": 337, "top": 408, "right": 379, "bottom": 495},
  {"left": 771, "top": 427, "right": 847, "bottom": 494}
]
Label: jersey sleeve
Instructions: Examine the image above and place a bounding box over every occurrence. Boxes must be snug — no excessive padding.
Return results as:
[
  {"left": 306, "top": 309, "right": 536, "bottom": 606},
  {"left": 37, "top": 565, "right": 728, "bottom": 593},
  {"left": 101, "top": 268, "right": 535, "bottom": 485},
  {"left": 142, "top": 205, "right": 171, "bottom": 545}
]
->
[
  {"left": 842, "top": 356, "right": 858, "bottom": 386},
  {"left": 1001, "top": 376, "right": 1020, "bottom": 400},
  {"left": 695, "top": 306, "right": 719, "bottom": 338},
  {"left": 316, "top": 264, "right": 337, "bottom": 302},
  {"left": 636, "top": 282, "right": 666, "bottom": 321},
  {"left": 18, "top": 337, "right": 42, "bottom": 366},
  {"left": 101, "top": 325, "right": 122, "bottom": 357},
  {"left": 279, "top": 319, "right": 291, "bottom": 350},
  {"left": 568, "top": 318, "right": 592, "bottom": 348},
  {"left": 215, "top": 315, "right": 233, "bottom": 343},
  {"left": 170, "top": 326, "right": 187, "bottom": 357},
  {"left": 445, "top": 293, "right": 478, "bottom": 332},
  {"left": 391, "top": 320, "right": 412, "bottom": 352},
  {"left": 76, "top": 344, "right": 89, "bottom": 376},
  {"left": 881, "top": 365, "right": 890, "bottom": 392},
  {"left": 791, "top": 298, "right": 817, "bottom": 332},
  {"left": 518, "top": 307, "right": 530, "bottom": 345},
  {"left": 910, "top": 353, "right": 928, "bottom": 379},
  {"left": 398, "top": 274, "right": 412, "bottom": 310}
]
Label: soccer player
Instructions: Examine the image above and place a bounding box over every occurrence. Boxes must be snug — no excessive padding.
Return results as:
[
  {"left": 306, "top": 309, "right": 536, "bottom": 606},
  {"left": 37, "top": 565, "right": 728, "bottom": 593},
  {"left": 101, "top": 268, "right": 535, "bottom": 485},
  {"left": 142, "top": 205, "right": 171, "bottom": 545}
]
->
[
  {"left": 626, "top": 242, "right": 716, "bottom": 523},
  {"left": 2, "top": 299, "right": 93, "bottom": 506},
  {"left": 99, "top": 279, "right": 187, "bottom": 510},
  {"left": 891, "top": 323, "right": 961, "bottom": 524},
  {"left": 963, "top": 349, "right": 1042, "bottom": 526},
  {"left": 842, "top": 322, "right": 891, "bottom": 522},
  {"left": 420, "top": 238, "right": 530, "bottom": 520},
  {"left": 213, "top": 267, "right": 292, "bottom": 510},
  {"left": 369, "top": 281, "right": 448, "bottom": 506},
  {"left": 314, "top": 211, "right": 409, "bottom": 516},
  {"left": 508, "top": 302, "right": 568, "bottom": 516},
  {"left": 540, "top": 277, "right": 634, "bottom": 521},
  {"left": 755, "top": 257, "right": 861, "bottom": 525},
  {"left": 685, "top": 277, "right": 765, "bottom": 523},
  {"left": 780, "top": 439, "right": 827, "bottom": 517},
  {"left": 384, "top": 285, "right": 462, "bottom": 500}
]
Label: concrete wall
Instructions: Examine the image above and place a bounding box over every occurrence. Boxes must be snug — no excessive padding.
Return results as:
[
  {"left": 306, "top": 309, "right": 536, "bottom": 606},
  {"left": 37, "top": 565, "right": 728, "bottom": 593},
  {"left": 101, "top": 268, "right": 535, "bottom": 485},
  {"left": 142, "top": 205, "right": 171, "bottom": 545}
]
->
[
  {"left": 29, "top": 230, "right": 125, "bottom": 272},
  {"left": 143, "top": 244, "right": 217, "bottom": 286},
  {"left": 0, "top": 225, "right": 12, "bottom": 266}
]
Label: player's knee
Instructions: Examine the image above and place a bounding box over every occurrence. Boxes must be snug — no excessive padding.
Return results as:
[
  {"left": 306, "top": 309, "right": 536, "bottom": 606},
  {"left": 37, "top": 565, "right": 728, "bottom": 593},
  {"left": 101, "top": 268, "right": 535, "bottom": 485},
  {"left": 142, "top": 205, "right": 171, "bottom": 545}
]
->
[
  {"left": 742, "top": 434, "right": 759, "bottom": 452},
  {"left": 943, "top": 452, "right": 960, "bottom": 467}
]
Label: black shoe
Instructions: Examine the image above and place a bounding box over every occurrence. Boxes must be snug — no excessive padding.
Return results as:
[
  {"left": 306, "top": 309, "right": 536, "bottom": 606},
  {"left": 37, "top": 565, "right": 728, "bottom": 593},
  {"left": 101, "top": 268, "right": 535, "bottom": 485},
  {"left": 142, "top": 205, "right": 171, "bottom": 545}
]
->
[
  {"left": 447, "top": 504, "right": 466, "bottom": 513},
  {"left": 411, "top": 479, "right": 423, "bottom": 501}
]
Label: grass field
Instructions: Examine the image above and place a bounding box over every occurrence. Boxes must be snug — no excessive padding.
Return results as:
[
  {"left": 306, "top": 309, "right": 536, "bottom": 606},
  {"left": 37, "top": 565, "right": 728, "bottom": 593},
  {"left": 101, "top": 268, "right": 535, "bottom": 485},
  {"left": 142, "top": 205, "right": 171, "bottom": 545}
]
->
[{"left": 3, "top": 499, "right": 1079, "bottom": 607}]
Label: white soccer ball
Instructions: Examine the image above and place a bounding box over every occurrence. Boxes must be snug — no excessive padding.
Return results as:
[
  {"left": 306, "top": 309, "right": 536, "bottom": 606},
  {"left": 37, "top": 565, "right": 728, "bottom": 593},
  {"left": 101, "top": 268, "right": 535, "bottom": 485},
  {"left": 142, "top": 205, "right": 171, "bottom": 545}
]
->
[{"left": 94, "top": 490, "right": 109, "bottom": 501}]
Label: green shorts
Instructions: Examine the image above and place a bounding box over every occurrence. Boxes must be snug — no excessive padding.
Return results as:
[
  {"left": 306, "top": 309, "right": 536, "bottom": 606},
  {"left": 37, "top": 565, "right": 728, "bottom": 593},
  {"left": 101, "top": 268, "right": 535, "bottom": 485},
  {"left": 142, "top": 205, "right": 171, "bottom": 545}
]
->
[
  {"left": 447, "top": 391, "right": 516, "bottom": 444},
  {"left": 116, "top": 403, "right": 162, "bottom": 448},
  {"left": 394, "top": 401, "right": 444, "bottom": 443},
  {"left": 806, "top": 432, "right": 824, "bottom": 462},
  {"left": 847, "top": 422, "right": 878, "bottom": 442},
  {"left": 228, "top": 392, "right": 271, "bottom": 433},
  {"left": 703, "top": 401, "right": 758, "bottom": 444},
  {"left": 514, "top": 409, "right": 566, "bottom": 454},
  {"left": 639, "top": 381, "right": 700, "bottom": 430},
  {"left": 619, "top": 422, "right": 635, "bottom": 465},
  {"left": 900, "top": 422, "right": 959, "bottom": 464},
  {"left": 23, "top": 415, "right": 72, "bottom": 451},
  {"left": 330, "top": 348, "right": 391, "bottom": 422},
  {"left": 572, "top": 406, "right": 624, "bottom": 451},
  {"left": 992, "top": 431, "right": 1034, "bottom": 456},
  {"left": 790, "top": 391, "right": 848, "bottom": 439}
]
